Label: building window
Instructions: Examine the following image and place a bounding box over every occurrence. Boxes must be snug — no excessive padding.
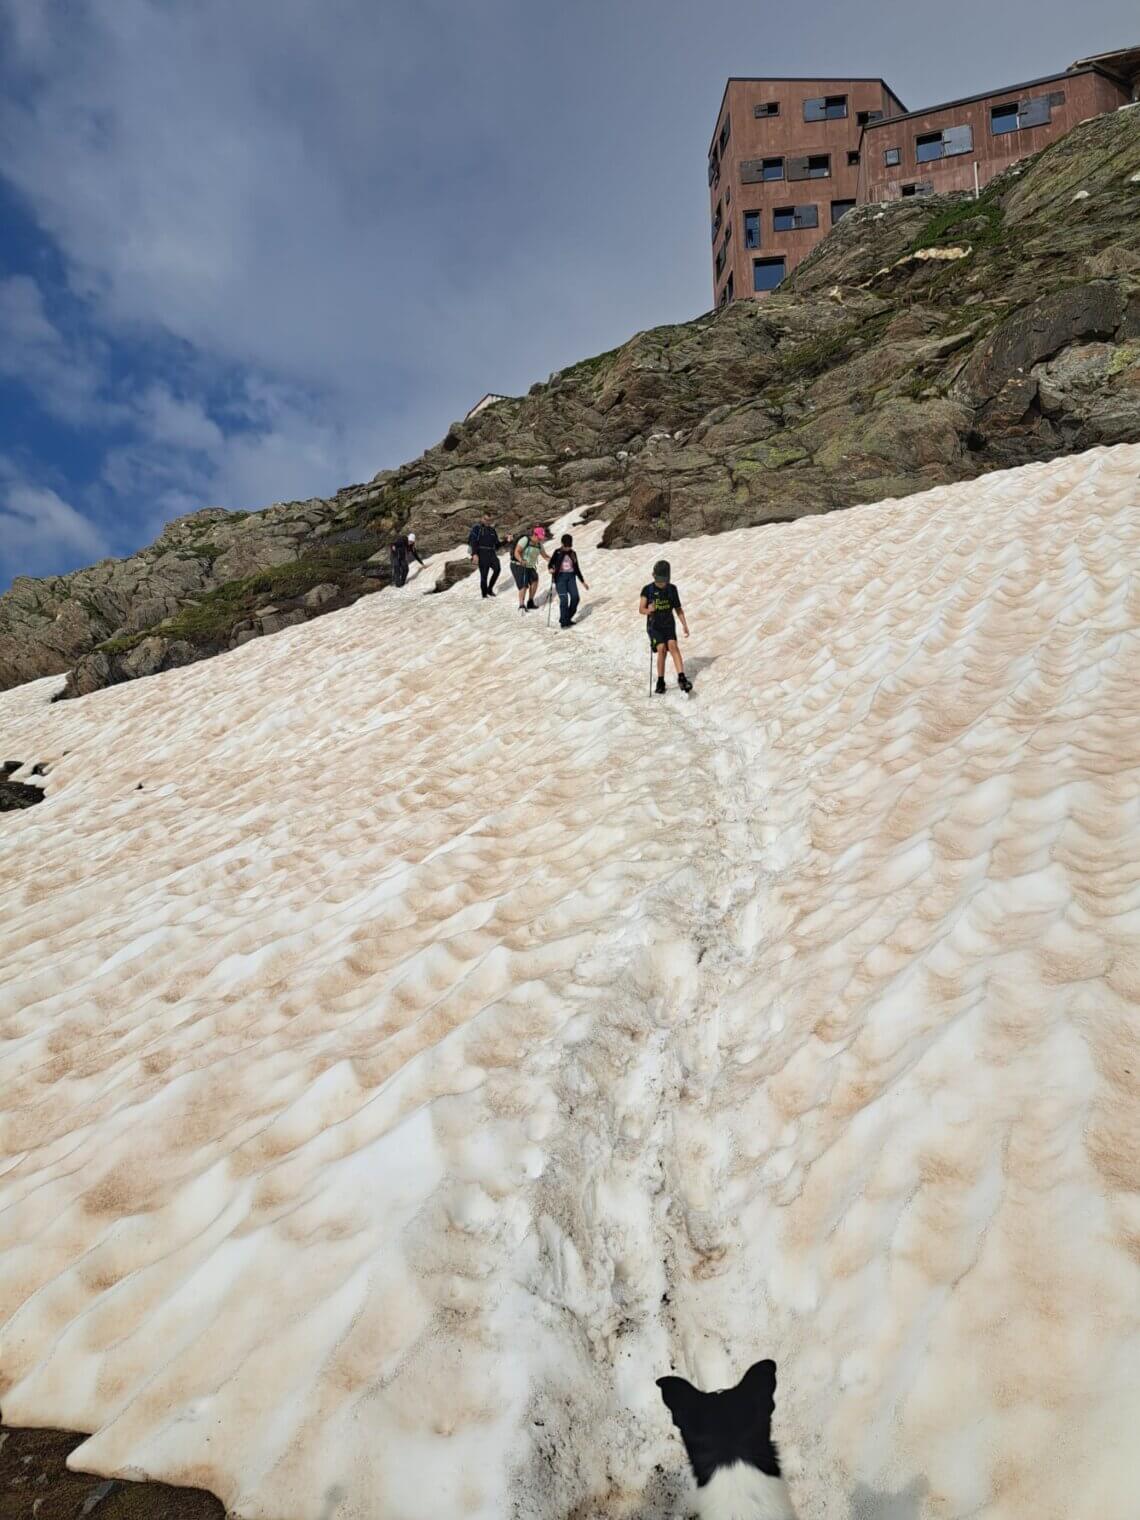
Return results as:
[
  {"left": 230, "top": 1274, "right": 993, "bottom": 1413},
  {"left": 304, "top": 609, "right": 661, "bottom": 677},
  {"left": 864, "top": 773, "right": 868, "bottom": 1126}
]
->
[
  {"left": 847, "top": 150, "right": 861, "bottom": 166},
  {"left": 725, "top": 272, "right": 734, "bottom": 302},
  {"left": 804, "top": 94, "right": 848, "bottom": 122},
  {"left": 708, "top": 154, "right": 720, "bottom": 186},
  {"left": 831, "top": 199, "right": 855, "bottom": 223},
  {"left": 753, "top": 257, "right": 785, "bottom": 292},
  {"left": 773, "top": 204, "right": 819, "bottom": 231},
  {"left": 744, "top": 211, "right": 761, "bottom": 248},
  {"left": 916, "top": 124, "right": 973, "bottom": 162},
  {"left": 900, "top": 181, "right": 933, "bottom": 197},
  {"left": 857, "top": 109, "right": 884, "bottom": 126},
  {"left": 725, "top": 186, "right": 731, "bottom": 205},
  {"left": 713, "top": 201, "right": 723, "bottom": 240},
  {"left": 715, "top": 241, "right": 727, "bottom": 278},
  {"left": 754, "top": 101, "right": 780, "bottom": 117},
  {"left": 787, "top": 153, "right": 831, "bottom": 181},
  {"left": 740, "top": 156, "right": 784, "bottom": 184},
  {"left": 991, "top": 95, "right": 1053, "bottom": 134},
  {"left": 719, "top": 115, "right": 731, "bottom": 153},
  {"left": 884, "top": 147, "right": 901, "bottom": 166}
]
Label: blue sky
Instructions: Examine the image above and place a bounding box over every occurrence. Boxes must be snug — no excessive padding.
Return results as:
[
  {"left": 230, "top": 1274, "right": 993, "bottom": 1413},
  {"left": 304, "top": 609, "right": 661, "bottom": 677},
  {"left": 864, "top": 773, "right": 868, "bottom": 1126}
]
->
[{"left": 1, "top": 0, "right": 1135, "bottom": 586}]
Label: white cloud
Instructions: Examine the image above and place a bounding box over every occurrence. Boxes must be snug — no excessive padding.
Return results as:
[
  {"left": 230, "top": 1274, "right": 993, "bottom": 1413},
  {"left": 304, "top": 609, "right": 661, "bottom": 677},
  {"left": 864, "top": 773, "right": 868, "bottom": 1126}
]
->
[
  {"left": 0, "top": 274, "right": 117, "bottom": 426},
  {"left": 0, "top": 480, "right": 110, "bottom": 580}
]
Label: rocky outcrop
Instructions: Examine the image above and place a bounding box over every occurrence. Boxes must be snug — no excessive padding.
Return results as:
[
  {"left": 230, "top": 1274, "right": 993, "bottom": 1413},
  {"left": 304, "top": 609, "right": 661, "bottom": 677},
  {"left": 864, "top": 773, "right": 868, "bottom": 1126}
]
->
[
  {"left": 3, "top": 106, "right": 1139, "bottom": 697},
  {"left": 433, "top": 557, "right": 478, "bottom": 593},
  {"left": 0, "top": 780, "right": 44, "bottom": 811}
]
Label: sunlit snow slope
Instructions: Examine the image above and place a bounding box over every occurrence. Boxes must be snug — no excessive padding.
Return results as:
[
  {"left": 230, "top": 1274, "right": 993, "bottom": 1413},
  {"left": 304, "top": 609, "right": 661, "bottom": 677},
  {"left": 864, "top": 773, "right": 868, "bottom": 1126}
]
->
[{"left": 3, "top": 445, "right": 1140, "bottom": 1520}]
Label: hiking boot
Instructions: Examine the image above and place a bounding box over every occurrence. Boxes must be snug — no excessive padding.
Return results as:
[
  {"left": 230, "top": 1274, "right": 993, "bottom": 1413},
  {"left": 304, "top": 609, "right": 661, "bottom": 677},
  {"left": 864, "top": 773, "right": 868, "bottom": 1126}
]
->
[
  {"left": 678, "top": 673, "right": 692, "bottom": 693},
  {"left": 655, "top": 676, "right": 667, "bottom": 694},
  {"left": 526, "top": 600, "right": 538, "bottom": 610}
]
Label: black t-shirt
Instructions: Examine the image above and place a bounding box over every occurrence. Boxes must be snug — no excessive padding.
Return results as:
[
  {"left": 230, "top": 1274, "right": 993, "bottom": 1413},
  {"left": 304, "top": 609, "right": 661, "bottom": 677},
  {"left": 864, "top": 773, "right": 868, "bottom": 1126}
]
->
[{"left": 641, "top": 582, "right": 682, "bottom": 627}]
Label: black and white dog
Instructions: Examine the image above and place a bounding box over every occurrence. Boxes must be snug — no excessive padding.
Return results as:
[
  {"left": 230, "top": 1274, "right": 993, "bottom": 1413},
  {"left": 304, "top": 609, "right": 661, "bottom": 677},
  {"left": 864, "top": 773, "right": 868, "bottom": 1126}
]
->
[{"left": 657, "top": 1360, "right": 798, "bottom": 1519}]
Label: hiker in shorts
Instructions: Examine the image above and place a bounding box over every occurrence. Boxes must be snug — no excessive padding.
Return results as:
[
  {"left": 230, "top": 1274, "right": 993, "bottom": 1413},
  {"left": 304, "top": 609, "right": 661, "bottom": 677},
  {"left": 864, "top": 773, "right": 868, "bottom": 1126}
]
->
[
  {"left": 640, "top": 559, "right": 692, "bottom": 693},
  {"left": 512, "top": 525, "right": 549, "bottom": 612},
  {"left": 548, "top": 533, "right": 589, "bottom": 628},
  {"left": 468, "top": 514, "right": 506, "bottom": 597}
]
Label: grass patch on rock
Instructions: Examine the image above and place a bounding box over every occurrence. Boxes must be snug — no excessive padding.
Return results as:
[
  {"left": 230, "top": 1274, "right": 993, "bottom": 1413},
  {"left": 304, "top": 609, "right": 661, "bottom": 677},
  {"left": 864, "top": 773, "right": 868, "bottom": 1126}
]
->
[{"left": 97, "top": 538, "right": 386, "bottom": 656}]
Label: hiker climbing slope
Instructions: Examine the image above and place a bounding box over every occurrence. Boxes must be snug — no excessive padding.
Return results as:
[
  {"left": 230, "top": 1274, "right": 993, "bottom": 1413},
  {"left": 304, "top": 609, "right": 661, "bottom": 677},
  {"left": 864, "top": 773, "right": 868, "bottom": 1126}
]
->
[
  {"left": 468, "top": 514, "right": 506, "bottom": 598},
  {"left": 512, "top": 525, "right": 549, "bottom": 612},
  {"left": 640, "top": 559, "right": 692, "bottom": 693},
  {"left": 389, "top": 532, "right": 424, "bottom": 588},
  {"left": 548, "top": 534, "right": 589, "bottom": 628}
]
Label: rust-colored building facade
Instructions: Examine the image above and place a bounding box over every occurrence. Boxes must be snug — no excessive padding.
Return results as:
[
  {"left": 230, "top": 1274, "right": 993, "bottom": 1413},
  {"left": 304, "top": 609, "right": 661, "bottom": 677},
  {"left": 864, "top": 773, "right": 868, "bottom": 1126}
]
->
[
  {"left": 709, "top": 47, "right": 1139, "bottom": 306},
  {"left": 708, "top": 77, "right": 906, "bottom": 307}
]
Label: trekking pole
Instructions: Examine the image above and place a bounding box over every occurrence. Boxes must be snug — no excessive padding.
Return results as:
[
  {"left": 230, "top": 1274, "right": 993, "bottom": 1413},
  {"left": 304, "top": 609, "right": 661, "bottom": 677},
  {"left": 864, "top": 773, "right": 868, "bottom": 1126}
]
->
[
  {"left": 547, "top": 581, "right": 553, "bottom": 627},
  {"left": 649, "top": 646, "right": 654, "bottom": 698}
]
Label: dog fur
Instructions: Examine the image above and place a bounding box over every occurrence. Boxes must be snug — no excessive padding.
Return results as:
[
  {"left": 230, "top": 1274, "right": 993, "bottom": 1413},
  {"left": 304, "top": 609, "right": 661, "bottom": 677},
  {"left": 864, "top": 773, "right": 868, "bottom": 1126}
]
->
[{"left": 657, "top": 1360, "right": 798, "bottom": 1519}]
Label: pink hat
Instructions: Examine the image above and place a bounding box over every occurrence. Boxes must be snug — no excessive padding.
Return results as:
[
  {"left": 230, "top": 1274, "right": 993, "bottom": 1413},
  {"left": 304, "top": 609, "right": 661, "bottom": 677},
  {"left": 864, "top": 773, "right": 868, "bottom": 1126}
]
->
[{"left": 532, "top": 525, "right": 547, "bottom": 541}]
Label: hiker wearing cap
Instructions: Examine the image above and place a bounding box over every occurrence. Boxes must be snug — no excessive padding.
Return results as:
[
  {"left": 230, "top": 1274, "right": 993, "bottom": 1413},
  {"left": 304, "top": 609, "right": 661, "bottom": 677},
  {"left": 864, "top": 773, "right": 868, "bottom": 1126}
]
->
[
  {"left": 468, "top": 513, "right": 506, "bottom": 598},
  {"left": 511, "top": 525, "right": 549, "bottom": 612},
  {"left": 548, "top": 533, "right": 589, "bottom": 628},
  {"left": 389, "top": 531, "right": 424, "bottom": 588},
  {"left": 640, "top": 559, "right": 692, "bottom": 693}
]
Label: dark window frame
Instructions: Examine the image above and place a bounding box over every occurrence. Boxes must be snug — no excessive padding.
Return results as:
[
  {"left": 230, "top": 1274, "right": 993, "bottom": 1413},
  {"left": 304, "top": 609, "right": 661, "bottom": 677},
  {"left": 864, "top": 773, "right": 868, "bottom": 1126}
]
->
[
  {"left": 753, "top": 256, "right": 786, "bottom": 293},
  {"left": 847, "top": 149, "right": 861, "bottom": 166},
  {"left": 991, "top": 95, "right": 1053, "bottom": 134},
  {"left": 830, "top": 198, "right": 856, "bottom": 224},
  {"left": 719, "top": 114, "right": 732, "bottom": 153},
  {"left": 857, "top": 109, "right": 884, "bottom": 126},
  {"left": 915, "top": 124, "right": 973, "bottom": 163},
  {"left": 884, "top": 146, "right": 901, "bottom": 166},
  {"left": 804, "top": 93, "right": 848, "bottom": 122},
  {"left": 753, "top": 100, "right": 781, "bottom": 118},
  {"left": 743, "top": 210, "right": 761, "bottom": 249},
  {"left": 773, "top": 203, "right": 818, "bottom": 231}
]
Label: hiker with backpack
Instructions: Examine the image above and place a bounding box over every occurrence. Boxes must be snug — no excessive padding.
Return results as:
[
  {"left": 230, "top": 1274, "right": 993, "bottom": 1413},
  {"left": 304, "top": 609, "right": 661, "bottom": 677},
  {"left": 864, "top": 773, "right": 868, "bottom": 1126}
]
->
[
  {"left": 511, "top": 525, "right": 549, "bottom": 612},
  {"left": 548, "top": 533, "right": 589, "bottom": 628},
  {"left": 640, "top": 559, "right": 692, "bottom": 693},
  {"left": 468, "top": 514, "right": 506, "bottom": 598}
]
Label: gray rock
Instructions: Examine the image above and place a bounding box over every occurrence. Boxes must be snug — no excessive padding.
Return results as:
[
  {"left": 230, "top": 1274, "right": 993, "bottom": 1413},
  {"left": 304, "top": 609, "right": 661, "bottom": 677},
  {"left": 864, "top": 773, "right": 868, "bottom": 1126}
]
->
[
  {"left": 301, "top": 583, "right": 339, "bottom": 609},
  {"left": 0, "top": 780, "right": 45, "bottom": 811},
  {"left": 953, "top": 282, "right": 1125, "bottom": 407},
  {"left": 433, "top": 557, "right": 477, "bottom": 593}
]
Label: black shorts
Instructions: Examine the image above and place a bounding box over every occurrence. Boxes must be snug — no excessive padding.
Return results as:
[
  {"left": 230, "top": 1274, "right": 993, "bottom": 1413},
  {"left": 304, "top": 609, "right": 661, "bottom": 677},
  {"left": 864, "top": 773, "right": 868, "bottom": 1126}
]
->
[
  {"left": 512, "top": 563, "right": 538, "bottom": 589},
  {"left": 648, "top": 618, "right": 677, "bottom": 648}
]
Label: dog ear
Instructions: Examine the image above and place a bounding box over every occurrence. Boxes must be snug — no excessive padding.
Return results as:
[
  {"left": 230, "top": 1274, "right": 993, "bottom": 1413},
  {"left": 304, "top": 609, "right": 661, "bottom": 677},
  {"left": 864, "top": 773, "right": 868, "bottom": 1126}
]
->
[
  {"left": 737, "top": 1359, "right": 777, "bottom": 1415},
  {"left": 657, "top": 1375, "right": 702, "bottom": 1426}
]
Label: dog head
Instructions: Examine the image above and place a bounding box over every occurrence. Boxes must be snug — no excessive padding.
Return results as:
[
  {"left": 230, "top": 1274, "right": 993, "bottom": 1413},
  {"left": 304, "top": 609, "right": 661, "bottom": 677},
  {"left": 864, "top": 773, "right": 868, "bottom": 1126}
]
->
[{"left": 657, "top": 1359, "right": 781, "bottom": 1486}]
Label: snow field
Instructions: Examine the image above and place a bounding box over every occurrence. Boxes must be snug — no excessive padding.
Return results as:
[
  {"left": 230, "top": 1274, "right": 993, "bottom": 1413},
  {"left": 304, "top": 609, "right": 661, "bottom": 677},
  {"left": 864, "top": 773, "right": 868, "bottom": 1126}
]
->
[{"left": 2, "top": 444, "right": 1140, "bottom": 1519}]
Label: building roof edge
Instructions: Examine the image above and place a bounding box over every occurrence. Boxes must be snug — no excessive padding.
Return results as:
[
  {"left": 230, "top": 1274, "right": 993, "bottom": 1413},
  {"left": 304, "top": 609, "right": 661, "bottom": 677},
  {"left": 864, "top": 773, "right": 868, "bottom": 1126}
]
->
[{"left": 860, "top": 63, "right": 1117, "bottom": 130}]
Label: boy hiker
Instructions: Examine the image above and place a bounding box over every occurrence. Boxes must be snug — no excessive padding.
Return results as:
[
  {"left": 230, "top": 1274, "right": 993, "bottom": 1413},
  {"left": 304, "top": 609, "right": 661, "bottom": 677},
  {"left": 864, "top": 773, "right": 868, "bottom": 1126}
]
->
[
  {"left": 389, "top": 531, "right": 424, "bottom": 587},
  {"left": 512, "top": 524, "right": 549, "bottom": 612},
  {"left": 548, "top": 533, "right": 589, "bottom": 628},
  {"left": 468, "top": 514, "right": 506, "bottom": 597},
  {"left": 640, "top": 560, "right": 692, "bottom": 693}
]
